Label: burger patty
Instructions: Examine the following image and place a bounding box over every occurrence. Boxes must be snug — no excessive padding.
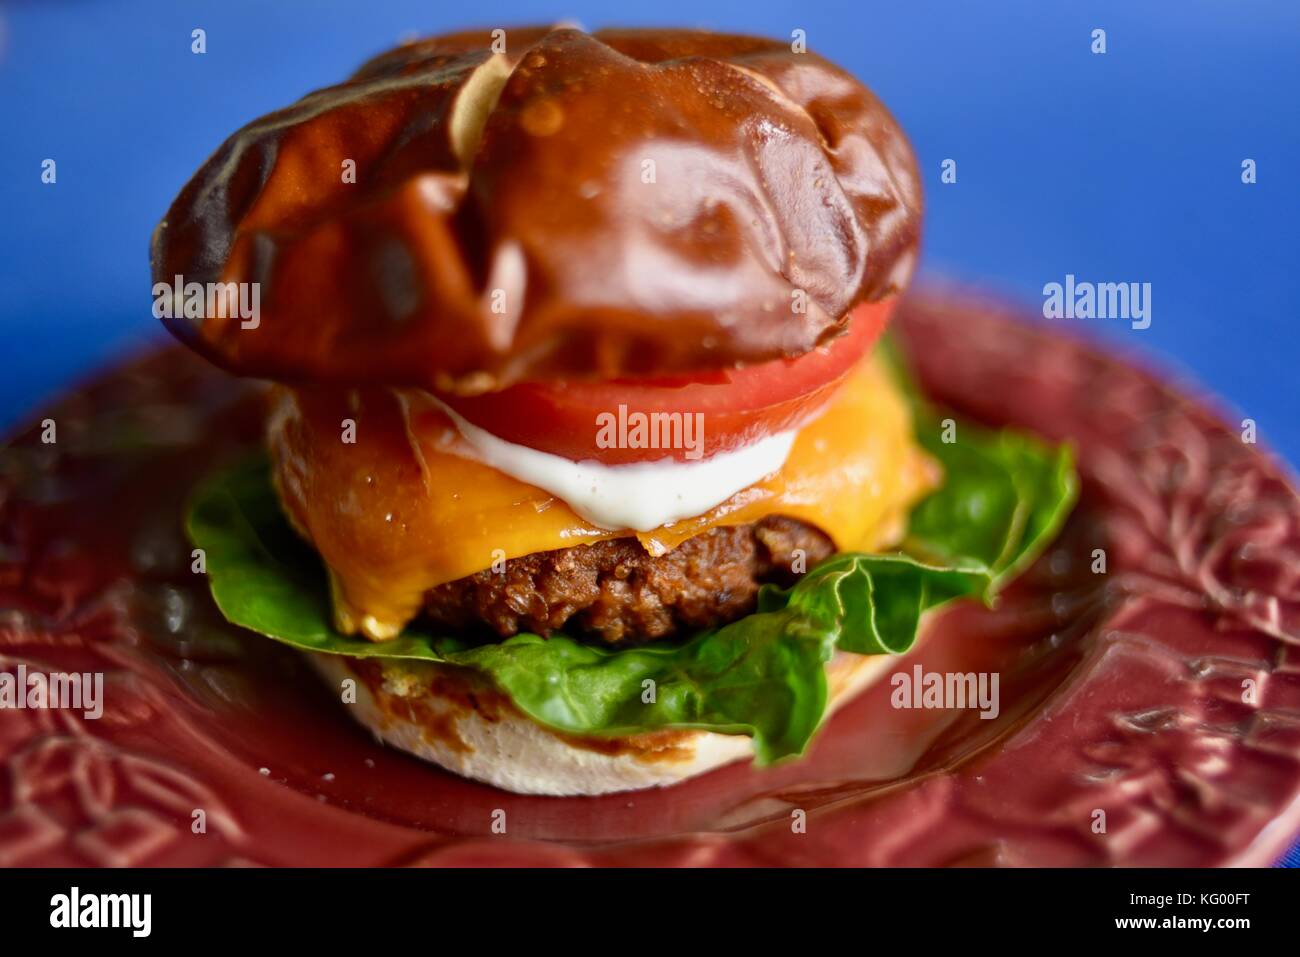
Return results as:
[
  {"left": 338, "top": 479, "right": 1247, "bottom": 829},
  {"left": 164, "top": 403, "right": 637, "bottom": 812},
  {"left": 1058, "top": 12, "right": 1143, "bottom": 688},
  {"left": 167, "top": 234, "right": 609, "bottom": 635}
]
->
[{"left": 421, "top": 516, "right": 835, "bottom": 645}]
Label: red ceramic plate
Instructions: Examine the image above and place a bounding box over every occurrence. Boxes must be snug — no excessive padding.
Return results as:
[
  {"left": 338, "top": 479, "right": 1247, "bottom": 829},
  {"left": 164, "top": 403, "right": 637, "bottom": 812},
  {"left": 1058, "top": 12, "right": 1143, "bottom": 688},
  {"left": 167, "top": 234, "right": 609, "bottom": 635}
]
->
[{"left": 2, "top": 291, "right": 1298, "bottom": 867}]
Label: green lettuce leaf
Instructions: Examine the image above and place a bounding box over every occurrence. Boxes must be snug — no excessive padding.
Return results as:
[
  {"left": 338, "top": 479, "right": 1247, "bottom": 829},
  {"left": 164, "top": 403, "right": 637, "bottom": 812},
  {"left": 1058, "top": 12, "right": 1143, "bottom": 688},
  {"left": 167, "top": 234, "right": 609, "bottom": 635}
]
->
[{"left": 186, "top": 398, "right": 1076, "bottom": 763}]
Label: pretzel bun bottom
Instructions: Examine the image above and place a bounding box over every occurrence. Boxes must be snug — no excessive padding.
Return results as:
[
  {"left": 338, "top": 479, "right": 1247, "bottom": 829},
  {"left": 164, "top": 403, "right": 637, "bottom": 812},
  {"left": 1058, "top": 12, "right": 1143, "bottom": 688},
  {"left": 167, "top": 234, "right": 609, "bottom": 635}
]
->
[{"left": 309, "top": 649, "right": 898, "bottom": 796}]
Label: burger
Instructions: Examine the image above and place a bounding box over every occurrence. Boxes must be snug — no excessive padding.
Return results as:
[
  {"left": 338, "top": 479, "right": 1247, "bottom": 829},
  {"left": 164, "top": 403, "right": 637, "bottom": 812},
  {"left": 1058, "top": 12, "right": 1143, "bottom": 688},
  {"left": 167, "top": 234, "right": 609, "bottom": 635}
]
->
[{"left": 155, "top": 26, "right": 1076, "bottom": 795}]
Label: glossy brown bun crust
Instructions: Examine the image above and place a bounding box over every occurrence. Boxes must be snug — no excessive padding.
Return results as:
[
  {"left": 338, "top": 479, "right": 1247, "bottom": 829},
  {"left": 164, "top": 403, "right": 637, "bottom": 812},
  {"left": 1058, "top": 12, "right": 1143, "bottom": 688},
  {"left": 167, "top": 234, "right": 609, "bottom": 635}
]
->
[{"left": 152, "top": 26, "right": 921, "bottom": 394}]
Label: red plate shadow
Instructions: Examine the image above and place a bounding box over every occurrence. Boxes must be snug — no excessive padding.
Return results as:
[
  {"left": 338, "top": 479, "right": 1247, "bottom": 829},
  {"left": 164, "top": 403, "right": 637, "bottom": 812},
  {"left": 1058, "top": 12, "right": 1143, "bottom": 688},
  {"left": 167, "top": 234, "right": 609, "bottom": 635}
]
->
[{"left": 2, "top": 291, "right": 1298, "bottom": 867}]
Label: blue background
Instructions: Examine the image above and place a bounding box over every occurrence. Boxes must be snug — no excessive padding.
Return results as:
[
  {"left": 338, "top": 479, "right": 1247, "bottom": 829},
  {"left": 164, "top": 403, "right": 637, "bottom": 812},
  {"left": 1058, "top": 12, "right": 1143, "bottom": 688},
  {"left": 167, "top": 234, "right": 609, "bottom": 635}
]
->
[{"left": 2, "top": 1, "right": 1298, "bottom": 862}]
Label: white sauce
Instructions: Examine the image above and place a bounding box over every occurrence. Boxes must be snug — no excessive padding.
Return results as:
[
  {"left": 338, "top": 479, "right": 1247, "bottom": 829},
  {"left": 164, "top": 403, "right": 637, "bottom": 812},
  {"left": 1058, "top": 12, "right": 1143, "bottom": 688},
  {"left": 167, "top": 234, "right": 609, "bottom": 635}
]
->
[{"left": 432, "top": 398, "right": 798, "bottom": 532}]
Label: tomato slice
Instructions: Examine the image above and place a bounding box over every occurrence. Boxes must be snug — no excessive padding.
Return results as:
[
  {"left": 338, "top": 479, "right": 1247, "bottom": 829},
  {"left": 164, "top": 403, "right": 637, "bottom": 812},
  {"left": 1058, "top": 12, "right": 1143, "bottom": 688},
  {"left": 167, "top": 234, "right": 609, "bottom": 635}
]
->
[{"left": 438, "top": 298, "right": 895, "bottom": 464}]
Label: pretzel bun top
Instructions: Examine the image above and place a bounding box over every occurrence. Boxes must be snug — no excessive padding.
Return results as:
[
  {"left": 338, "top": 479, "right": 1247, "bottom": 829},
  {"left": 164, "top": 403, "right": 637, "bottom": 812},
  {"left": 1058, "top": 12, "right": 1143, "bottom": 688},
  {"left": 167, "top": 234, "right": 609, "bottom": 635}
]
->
[{"left": 151, "top": 26, "right": 921, "bottom": 393}]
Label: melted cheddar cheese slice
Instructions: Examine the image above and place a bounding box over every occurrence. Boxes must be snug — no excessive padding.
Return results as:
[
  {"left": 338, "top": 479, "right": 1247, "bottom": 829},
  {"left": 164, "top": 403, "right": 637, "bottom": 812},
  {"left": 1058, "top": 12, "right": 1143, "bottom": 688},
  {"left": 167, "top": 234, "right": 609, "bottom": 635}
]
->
[{"left": 268, "top": 353, "right": 938, "bottom": 640}]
